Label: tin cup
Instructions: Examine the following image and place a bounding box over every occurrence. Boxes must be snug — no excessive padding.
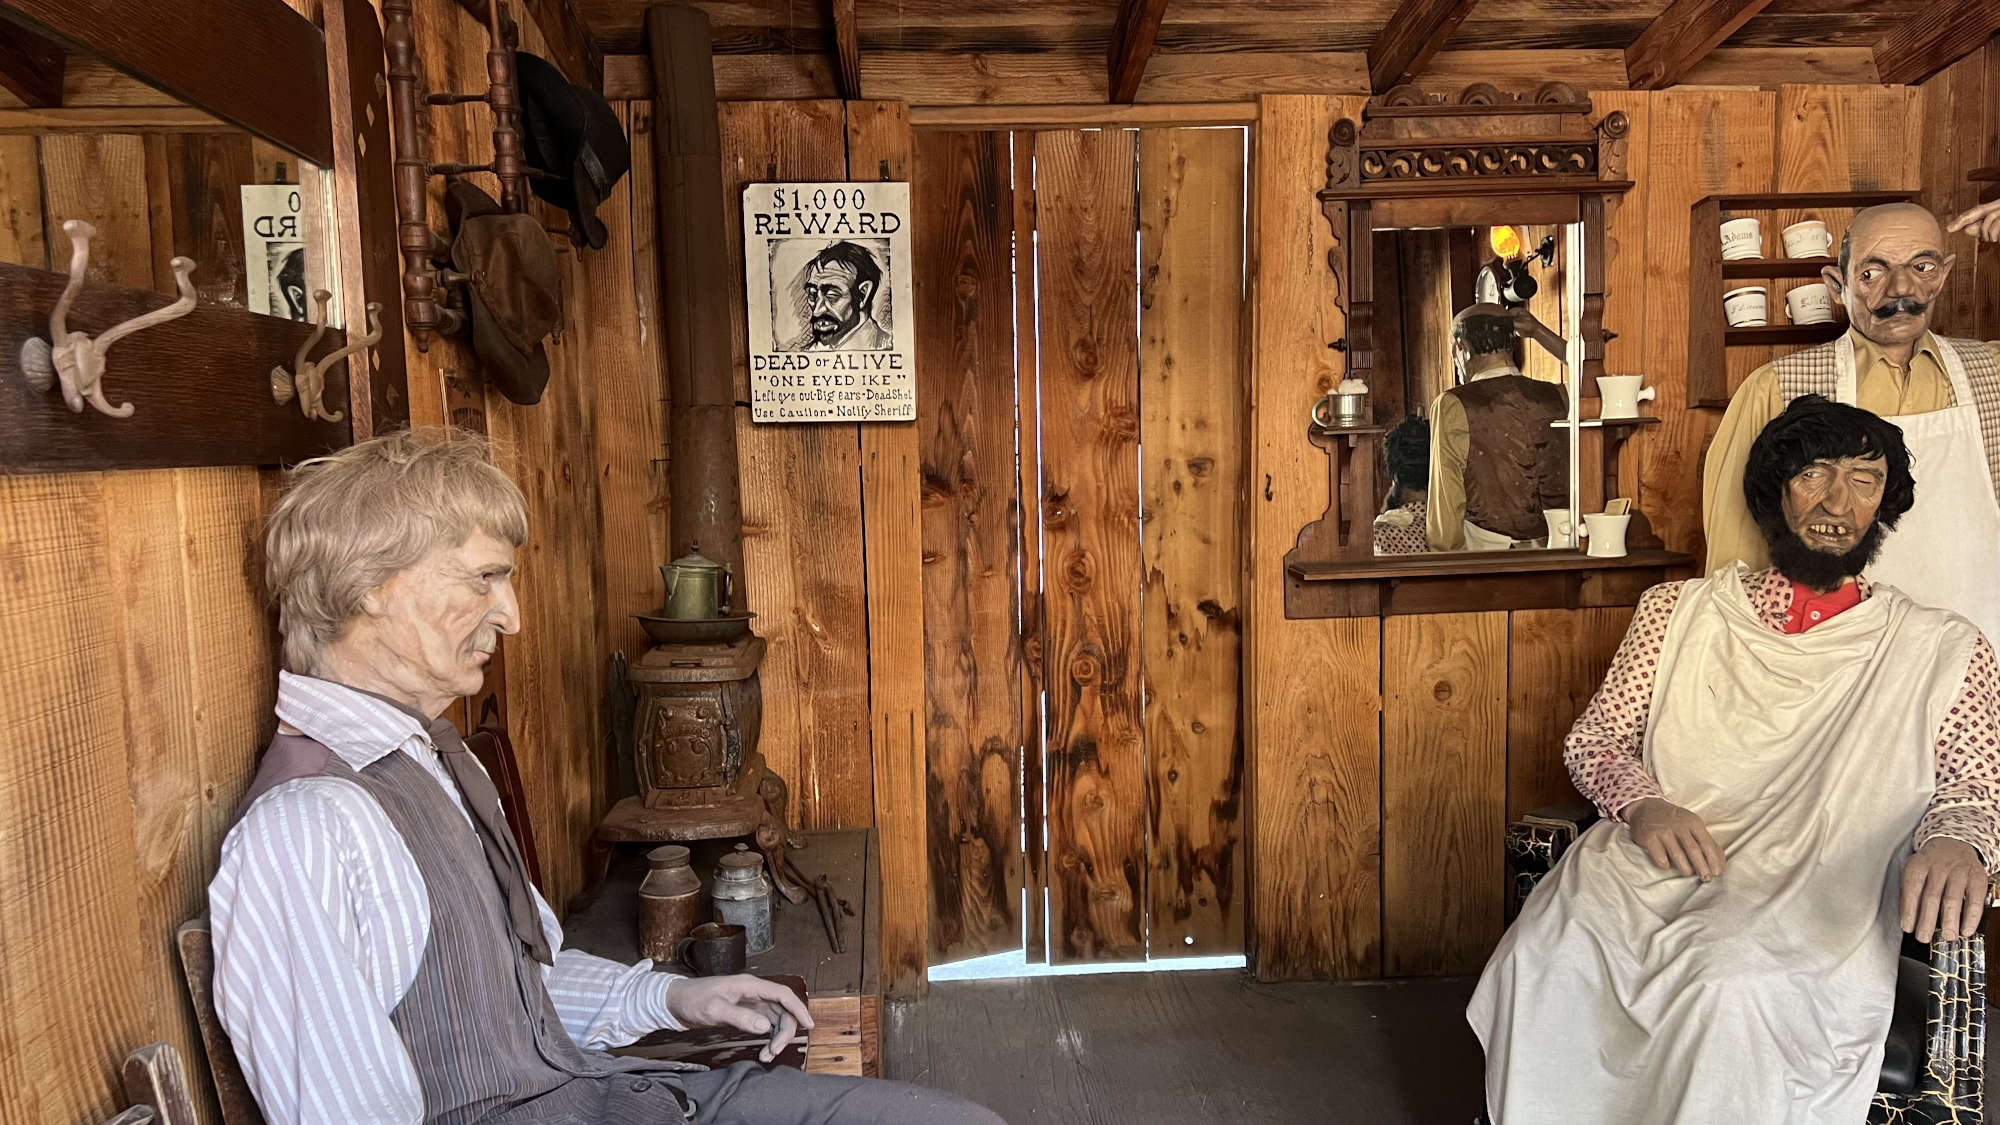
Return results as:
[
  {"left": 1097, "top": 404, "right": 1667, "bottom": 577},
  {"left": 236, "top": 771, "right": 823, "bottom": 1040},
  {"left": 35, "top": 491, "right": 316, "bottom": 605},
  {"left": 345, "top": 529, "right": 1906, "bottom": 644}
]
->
[{"left": 677, "top": 922, "right": 748, "bottom": 976}]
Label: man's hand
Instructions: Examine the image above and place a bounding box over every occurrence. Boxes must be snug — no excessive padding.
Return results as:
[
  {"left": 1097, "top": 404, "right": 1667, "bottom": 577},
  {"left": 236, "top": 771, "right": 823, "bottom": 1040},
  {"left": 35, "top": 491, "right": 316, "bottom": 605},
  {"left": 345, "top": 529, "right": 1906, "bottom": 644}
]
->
[
  {"left": 1625, "top": 797, "right": 1725, "bottom": 881},
  {"left": 1946, "top": 200, "right": 2000, "bottom": 243},
  {"left": 664, "top": 975, "right": 816, "bottom": 1063},
  {"left": 1901, "top": 837, "right": 1990, "bottom": 942}
]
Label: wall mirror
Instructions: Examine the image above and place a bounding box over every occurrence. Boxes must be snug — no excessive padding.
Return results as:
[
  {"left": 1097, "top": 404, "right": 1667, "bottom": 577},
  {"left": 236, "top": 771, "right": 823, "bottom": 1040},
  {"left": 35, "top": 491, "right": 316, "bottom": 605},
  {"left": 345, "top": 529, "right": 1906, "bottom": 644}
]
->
[
  {"left": 1367, "top": 221, "right": 1582, "bottom": 557},
  {"left": 1284, "top": 82, "right": 1692, "bottom": 619}
]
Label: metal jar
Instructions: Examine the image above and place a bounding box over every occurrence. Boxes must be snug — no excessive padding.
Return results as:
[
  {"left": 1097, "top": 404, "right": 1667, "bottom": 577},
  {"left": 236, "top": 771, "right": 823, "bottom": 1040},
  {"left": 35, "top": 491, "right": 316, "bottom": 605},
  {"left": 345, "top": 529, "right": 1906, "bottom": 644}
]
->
[
  {"left": 637, "top": 845, "right": 703, "bottom": 964},
  {"left": 713, "top": 844, "right": 774, "bottom": 954}
]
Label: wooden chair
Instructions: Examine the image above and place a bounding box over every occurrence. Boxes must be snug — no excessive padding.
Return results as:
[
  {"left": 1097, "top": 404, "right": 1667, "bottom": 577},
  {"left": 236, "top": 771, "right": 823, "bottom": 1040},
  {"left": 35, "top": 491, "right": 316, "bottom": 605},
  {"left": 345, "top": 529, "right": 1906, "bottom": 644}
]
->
[
  {"left": 175, "top": 918, "right": 268, "bottom": 1125},
  {"left": 1505, "top": 805, "right": 1987, "bottom": 1125},
  {"left": 117, "top": 1041, "right": 199, "bottom": 1125},
  {"left": 466, "top": 696, "right": 543, "bottom": 888}
]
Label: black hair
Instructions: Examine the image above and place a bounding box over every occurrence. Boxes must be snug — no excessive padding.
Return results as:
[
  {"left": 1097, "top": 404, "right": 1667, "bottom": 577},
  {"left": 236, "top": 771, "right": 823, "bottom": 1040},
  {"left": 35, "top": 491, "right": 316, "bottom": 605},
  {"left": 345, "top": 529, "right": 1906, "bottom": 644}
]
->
[
  {"left": 808, "top": 241, "right": 883, "bottom": 313},
  {"left": 1837, "top": 228, "right": 1850, "bottom": 272},
  {"left": 1454, "top": 312, "right": 1513, "bottom": 356},
  {"left": 1743, "top": 394, "right": 1914, "bottom": 532},
  {"left": 1385, "top": 415, "right": 1430, "bottom": 488}
]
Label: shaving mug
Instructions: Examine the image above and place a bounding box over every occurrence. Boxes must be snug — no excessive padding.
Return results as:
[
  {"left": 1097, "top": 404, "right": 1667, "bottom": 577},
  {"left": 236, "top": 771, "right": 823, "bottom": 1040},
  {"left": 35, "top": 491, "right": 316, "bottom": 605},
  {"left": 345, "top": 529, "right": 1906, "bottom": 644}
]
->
[
  {"left": 1596, "top": 375, "right": 1656, "bottom": 419},
  {"left": 1723, "top": 285, "right": 1769, "bottom": 327},
  {"left": 678, "top": 922, "right": 748, "bottom": 976},
  {"left": 1720, "top": 217, "right": 1763, "bottom": 261},
  {"left": 1578, "top": 513, "right": 1631, "bottom": 559},
  {"left": 1781, "top": 219, "right": 1834, "bottom": 259},
  {"left": 1784, "top": 282, "right": 1834, "bottom": 325},
  {"left": 1543, "top": 509, "right": 1575, "bottom": 549}
]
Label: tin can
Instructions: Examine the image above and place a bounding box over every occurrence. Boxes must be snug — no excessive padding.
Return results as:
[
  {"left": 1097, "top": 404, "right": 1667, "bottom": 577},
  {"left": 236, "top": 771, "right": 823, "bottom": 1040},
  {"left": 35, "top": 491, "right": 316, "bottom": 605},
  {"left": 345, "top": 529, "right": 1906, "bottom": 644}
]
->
[
  {"left": 637, "top": 845, "right": 703, "bottom": 964},
  {"left": 713, "top": 844, "right": 775, "bottom": 954}
]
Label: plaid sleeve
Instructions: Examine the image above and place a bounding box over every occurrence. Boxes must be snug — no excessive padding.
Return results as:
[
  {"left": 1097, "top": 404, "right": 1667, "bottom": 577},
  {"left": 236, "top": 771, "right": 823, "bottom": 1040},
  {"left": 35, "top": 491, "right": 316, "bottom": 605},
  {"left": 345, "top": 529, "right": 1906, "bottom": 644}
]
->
[
  {"left": 1563, "top": 581, "right": 1684, "bottom": 820},
  {"left": 1915, "top": 635, "right": 2000, "bottom": 874}
]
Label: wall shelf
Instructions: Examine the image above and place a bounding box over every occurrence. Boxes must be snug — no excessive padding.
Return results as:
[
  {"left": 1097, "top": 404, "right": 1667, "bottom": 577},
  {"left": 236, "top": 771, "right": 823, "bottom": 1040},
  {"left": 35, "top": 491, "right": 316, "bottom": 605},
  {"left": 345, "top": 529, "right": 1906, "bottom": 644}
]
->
[{"left": 1686, "top": 189, "right": 1916, "bottom": 409}]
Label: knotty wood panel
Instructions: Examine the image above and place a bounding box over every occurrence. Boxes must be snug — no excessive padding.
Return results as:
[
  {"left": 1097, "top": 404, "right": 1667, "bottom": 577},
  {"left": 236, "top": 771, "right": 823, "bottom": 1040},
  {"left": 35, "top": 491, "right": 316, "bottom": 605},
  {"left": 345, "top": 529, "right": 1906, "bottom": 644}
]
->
[
  {"left": 911, "top": 128, "right": 1025, "bottom": 967},
  {"left": 1635, "top": 89, "right": 1776, "bottom": 558},
  {"left": 1035, "top": 126, "right": 1146, "bottom": 964},
  {"left": 1139, "top": 126, "right": 1247, "bottom": 958},
  {"left": 587, "top": 100, "right": 670, "bottom": 668},
  {"left": 1917, "top": 46, "right": 1993, "bottom": 339},
  {"left": 848, "top": 100, "right": 929, "bottom": 996},
  {"left": 1248, "top": 93, "right": 1382, "bottom": 981},
  {"left": 1506, "top": 607, "right": 1634, "bottom": 819},
  {"left": 716, "top": 99, "right": 875, "bottom": 830},
  {"left": 1383, "top": 611, "right": 1507, "bottom": 976}
]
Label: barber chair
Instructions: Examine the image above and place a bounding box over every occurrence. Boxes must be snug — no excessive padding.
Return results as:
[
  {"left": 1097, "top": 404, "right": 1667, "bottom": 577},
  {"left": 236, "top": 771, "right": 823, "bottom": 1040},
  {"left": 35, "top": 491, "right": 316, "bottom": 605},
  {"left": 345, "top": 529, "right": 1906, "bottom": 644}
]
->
[{"left": 1505, "top": 804, "right": 1987, "bottom": 1125}]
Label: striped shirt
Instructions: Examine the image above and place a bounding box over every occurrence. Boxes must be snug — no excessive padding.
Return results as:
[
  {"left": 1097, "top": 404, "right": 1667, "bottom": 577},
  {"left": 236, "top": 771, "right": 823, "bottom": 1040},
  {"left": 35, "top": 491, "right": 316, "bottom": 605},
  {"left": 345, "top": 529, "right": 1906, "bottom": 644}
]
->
[{"left": 209, "top": 673, "right": 685, "bottom": 1125}]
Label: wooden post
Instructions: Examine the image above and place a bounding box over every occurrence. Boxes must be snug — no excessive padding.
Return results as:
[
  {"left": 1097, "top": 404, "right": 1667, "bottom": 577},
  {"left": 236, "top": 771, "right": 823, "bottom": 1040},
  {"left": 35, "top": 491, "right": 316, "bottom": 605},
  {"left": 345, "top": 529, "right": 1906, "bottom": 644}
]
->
[{"left": 647, "top": 5, "right": 746, "bottom": 587}]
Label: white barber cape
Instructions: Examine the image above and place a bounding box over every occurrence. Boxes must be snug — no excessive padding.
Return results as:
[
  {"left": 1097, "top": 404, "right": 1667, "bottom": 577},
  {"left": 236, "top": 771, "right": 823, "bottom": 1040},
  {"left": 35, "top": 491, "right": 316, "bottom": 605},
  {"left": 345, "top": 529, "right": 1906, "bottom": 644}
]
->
[{"left": 1469, "top": 564, "right": 1981, "bottom": 1124}]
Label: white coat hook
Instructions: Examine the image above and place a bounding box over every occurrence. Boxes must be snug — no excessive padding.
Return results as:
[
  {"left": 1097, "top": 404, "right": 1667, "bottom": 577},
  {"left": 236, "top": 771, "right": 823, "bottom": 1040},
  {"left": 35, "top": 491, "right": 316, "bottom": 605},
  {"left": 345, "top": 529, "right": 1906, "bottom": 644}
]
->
[
  {"left": 271, "top": 292, "right": 381, "bottom": 423},
  {"left": 19, "top": 219, "right": 198, "bottom": 418}
]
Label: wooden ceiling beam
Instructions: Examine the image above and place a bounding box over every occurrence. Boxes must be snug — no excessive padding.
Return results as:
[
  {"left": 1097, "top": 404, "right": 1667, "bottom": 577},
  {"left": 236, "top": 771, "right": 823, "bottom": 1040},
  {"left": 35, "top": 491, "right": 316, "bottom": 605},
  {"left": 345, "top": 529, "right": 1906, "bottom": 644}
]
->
[
  {"left": 1367, "top": 0, "right": 1484, "bottom": 93},
  {"left": 1625, "top": 0, "right": 1777, "bottom": 90},
  {"left": 828, "top": 0, "right": 861, "bottom": 100},
  {"left": 0, "top": 16, "right": 65, "bottom": 107},
  {"left": 1108, "top": 0, "right": 1170, "bottom": 104},
  {"left": 1873, "top": 0, "right": 2000, "bottom": 86}
]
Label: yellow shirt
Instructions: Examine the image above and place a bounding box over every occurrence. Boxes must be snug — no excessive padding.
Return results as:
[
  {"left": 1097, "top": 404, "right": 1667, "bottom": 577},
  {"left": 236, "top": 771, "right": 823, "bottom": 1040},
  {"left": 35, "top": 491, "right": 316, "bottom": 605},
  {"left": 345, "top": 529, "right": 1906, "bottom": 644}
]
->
[
  {"left": 1702, "top": 330, "right": 2000, "bottom": 573},
  {"left": 1426, "top": 388, "right": 1472, "bottom": 550}
]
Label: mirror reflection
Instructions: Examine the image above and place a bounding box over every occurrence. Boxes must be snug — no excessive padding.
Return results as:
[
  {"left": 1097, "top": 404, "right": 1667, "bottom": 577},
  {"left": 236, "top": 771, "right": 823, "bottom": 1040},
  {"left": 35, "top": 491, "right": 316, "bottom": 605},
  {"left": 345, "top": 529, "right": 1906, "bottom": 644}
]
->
[
  {"left": 0, "top": 43, "right": 337, "bottom": 326},
  {"left": 1370, "top": 223, "right": 1582, "bottom": 555}
]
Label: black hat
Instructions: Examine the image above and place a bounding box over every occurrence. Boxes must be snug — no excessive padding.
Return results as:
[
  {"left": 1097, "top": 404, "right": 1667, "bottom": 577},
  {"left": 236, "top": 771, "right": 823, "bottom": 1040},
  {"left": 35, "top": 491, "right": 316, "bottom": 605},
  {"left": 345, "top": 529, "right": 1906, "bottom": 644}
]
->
[
  {"left": 447, "top": 180, "right": 561, "bottom": 405},
  {"left": 516, "top": 50, "right": 630, "bottom": 250}
]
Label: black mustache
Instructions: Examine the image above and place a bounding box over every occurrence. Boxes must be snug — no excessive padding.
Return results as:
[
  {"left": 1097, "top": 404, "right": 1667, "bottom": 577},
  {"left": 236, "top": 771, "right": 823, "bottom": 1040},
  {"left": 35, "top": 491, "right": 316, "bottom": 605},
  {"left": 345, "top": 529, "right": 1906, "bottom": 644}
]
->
[{"left": 1871, "top": 297, "right": 1928, "bottom": 318}]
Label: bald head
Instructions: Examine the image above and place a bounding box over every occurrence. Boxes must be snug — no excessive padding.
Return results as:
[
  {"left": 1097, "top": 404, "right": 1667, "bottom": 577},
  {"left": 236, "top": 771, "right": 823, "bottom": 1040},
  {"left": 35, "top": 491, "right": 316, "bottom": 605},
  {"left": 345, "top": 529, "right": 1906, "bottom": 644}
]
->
[
  {"left": 1825, "top": 202, "right": 1954, "bottom": 353},
  {"left": 1838, "top": 203, "right": 1942, "bottom": 271}
]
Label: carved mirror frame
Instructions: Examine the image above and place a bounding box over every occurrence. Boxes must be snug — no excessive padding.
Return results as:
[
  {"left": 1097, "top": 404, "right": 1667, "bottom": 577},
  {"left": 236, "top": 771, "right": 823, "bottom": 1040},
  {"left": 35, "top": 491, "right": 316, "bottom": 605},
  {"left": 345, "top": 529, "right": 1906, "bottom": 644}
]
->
[{"left": 1283, "top": 83, "right": 1692, "bottom": 620}]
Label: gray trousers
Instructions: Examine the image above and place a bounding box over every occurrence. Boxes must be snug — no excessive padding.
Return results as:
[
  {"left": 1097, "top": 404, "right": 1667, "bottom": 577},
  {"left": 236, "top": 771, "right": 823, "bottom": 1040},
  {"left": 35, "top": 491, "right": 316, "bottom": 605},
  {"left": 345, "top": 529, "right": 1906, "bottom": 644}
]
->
[{"left": 678, "top": 1062, "right": 1006, "bottom": 1125}]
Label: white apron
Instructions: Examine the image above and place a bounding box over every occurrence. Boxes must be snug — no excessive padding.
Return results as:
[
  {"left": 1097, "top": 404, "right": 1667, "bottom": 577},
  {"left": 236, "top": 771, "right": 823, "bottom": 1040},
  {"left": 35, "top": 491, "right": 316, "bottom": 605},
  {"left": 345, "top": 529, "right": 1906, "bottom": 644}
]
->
[
  {"left": 1468, "top": 565, "right": 1979, "bottom": 1124},
  {"left": 1834, "top": 334, "right": 2000, "bottom": 644}
]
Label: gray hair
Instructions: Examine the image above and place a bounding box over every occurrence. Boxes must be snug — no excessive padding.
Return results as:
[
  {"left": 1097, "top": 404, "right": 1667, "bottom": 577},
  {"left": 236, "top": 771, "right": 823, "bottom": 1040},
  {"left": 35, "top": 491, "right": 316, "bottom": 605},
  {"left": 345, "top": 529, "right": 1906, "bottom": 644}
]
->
[{"left": 265, "top": 428, "right": 528, "bottom": 674}]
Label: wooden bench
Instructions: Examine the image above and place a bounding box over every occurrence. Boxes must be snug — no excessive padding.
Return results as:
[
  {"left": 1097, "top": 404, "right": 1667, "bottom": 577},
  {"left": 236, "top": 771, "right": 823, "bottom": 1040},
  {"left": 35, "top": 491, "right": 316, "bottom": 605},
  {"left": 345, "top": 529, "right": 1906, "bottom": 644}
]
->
[{"left": 563, "top": 827, "right": 883, "bottom": 1077}]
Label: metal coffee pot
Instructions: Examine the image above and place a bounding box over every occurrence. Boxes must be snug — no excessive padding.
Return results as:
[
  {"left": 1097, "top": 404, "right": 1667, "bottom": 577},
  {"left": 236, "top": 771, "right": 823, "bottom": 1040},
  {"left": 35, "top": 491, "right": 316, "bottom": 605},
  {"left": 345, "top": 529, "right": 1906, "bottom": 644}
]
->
[{"left": 660, "top": 545, "right": 731, "bottom": 620}]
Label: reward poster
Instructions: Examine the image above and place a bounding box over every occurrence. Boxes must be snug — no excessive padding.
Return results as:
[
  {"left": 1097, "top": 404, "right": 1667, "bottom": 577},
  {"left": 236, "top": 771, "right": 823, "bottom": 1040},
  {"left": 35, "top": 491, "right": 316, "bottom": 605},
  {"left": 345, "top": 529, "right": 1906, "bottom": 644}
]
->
[
  {"left": 240, "top": 184, "right": 309, "bottom": 321},
  {"left": 743, "top": 182, "right": 914, "bottom": 422}
]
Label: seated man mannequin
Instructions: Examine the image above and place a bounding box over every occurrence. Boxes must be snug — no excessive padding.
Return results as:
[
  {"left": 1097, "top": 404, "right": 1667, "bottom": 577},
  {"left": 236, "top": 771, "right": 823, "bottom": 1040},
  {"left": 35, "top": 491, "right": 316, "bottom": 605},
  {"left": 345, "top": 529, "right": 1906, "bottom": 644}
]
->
[
  {"left": 1373, "top": 415, "right": 1431, "bottom": 555},
  {"left": 1469, "top": 396, "right": 2000, "bottom": 1125},
  {"left": 1426, "top": 304, "right": 1570, "bottom": 551},
  {"left": 209, "top": 430, "right": 1004, "bottom": 1125}
]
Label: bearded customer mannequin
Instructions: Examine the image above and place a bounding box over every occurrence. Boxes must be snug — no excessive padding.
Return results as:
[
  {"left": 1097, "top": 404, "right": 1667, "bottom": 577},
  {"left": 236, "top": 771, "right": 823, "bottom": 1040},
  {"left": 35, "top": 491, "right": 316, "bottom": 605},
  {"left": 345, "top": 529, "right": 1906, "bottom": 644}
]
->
[
  {"left": 1470, "top": 396, "right": 2000, "bottom": 1125},
  {"left": 1426, "top": 304, "right": 1571, "bottom": 550},
  {"left": 1703, "top": 201, "right": 2000, "bottom": 643}
]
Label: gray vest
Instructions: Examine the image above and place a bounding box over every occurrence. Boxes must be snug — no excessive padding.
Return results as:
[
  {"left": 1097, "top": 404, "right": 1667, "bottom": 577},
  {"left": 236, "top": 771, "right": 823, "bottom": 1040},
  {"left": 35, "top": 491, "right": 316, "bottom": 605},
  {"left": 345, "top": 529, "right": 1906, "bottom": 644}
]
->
[{"left": 241, "top": 734, "right": 696, "bottom": 1125}]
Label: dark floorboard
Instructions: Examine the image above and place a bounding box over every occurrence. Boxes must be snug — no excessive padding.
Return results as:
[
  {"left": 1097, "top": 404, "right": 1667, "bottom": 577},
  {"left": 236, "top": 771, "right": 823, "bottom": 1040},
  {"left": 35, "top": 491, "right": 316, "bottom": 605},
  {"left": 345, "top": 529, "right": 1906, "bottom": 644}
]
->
[{"left": 883, "top": 970, "right": 1486, "bottom": 1125}]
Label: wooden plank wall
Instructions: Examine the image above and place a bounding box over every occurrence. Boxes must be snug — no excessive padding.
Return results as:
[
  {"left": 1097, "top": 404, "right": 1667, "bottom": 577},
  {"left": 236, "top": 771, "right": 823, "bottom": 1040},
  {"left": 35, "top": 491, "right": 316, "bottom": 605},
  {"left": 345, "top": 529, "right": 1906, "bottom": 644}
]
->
[
  {"left": 1919, "top": 35, "right": 2000, "bottom": 341},
  {"left": 1247, "top": 79, "right": 1967, "bottom": 980},
  {"left": 0, "top": 2, "right": 629, "bottom": 1120}
]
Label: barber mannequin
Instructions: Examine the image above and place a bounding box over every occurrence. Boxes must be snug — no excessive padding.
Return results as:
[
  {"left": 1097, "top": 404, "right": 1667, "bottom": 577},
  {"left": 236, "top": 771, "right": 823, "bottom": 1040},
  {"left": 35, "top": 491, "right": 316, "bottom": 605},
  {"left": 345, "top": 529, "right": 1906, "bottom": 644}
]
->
[{"left": 1426, "top": 304, "right": 1571, "bottom": 551}]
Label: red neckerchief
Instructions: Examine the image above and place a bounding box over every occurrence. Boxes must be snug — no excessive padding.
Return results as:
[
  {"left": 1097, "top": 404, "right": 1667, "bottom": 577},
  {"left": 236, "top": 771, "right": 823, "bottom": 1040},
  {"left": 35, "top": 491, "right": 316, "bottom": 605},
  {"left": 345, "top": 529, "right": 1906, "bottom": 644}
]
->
[{"left": 1783, "top": 578, "right": 1865, "bottom": 634}]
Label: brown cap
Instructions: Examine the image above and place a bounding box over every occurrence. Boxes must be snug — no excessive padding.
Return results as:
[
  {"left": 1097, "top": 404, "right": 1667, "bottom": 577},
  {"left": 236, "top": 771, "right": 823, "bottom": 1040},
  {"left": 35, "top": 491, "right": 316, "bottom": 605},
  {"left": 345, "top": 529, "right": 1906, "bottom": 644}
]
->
[{"left": 446, "top": 180, "right": 561, "bottom": 405}]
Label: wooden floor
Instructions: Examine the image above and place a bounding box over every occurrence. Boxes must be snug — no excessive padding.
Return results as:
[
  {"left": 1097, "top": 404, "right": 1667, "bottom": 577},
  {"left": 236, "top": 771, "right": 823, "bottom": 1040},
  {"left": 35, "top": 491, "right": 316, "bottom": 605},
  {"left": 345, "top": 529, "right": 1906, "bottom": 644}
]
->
[{"left": 883, "top": 970, "right": 1485, "bottom": 1124}]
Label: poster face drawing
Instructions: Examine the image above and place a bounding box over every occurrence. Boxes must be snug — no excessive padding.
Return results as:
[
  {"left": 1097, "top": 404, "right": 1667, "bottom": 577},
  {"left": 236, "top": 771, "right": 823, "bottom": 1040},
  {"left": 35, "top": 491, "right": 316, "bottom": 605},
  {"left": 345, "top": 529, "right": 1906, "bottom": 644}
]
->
[
  {"left": 743, "top": 183, "right": 915, "bottom": 422},
  {"left": 240, "top": 183, "right": 311, "bottom": 322}
]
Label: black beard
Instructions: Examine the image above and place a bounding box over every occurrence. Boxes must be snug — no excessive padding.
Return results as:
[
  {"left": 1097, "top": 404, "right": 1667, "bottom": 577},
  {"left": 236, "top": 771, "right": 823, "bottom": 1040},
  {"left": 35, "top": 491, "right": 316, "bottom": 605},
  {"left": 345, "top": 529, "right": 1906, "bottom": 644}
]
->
[{"left": 1758, "top": 514, "right": 1886, "bottom": 589}]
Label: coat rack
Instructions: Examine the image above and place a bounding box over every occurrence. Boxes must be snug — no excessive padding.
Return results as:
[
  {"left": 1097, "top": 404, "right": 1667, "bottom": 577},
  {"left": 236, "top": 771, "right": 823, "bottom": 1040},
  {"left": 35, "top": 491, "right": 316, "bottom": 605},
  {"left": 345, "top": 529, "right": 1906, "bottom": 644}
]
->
[
  {"left": 383, "top": 0, "right": 524, "bottom": 350},
  {"left": 17, "top": 220, "right": 198, "bottom": 419}
]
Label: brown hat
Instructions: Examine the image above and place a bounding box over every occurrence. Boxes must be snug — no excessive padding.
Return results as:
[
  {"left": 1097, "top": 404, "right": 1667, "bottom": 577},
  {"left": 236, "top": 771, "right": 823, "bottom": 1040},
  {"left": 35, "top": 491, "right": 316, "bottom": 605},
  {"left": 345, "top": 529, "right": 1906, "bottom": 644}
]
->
[{"left": 446, "top": 180, "right": 561, "bottom": 405}]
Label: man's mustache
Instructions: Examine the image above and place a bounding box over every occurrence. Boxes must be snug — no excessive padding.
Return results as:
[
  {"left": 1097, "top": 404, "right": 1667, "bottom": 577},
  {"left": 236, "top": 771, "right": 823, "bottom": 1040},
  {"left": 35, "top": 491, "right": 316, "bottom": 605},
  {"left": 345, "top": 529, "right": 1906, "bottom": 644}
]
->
[
  {"left": 1871, "top": 296, "right": 1928, "bottom": 318},
  {"left": 811, "top": 316, "right": 839, "bottom": 329}
]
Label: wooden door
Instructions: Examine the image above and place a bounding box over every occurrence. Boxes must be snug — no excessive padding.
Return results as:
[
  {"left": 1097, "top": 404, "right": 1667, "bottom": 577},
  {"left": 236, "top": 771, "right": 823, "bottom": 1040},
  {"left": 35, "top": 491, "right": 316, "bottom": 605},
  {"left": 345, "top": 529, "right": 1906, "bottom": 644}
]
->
[{"left": 914, "top": 125, "right": 1248, "bottom": 968}]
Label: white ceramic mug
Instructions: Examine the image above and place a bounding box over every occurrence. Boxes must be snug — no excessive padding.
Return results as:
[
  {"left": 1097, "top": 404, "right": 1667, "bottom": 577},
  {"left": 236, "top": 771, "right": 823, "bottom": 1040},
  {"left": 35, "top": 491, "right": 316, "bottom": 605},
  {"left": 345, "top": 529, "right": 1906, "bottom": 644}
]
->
[
  {"left": 1781, "top": 219, "right": 1834, "bottom": 259},
  {"left": 1720, "top": 217, "right": 1763, "bottom": 261},
  {"left": 1578, "top": 513, "right": 1631, "bottom": 558},
  {"left": 1784, "top": 282, "right": 1835, "bottom": 325},
  {"left": 1596, "top": 375, "right": 1657, "bottom": 419},
  {"left": 1543, "top": 509, "right": 1575, "bottom": 549},
  {"left": 1724, "top": 285, "right": 1769, "bottom": 327}
]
